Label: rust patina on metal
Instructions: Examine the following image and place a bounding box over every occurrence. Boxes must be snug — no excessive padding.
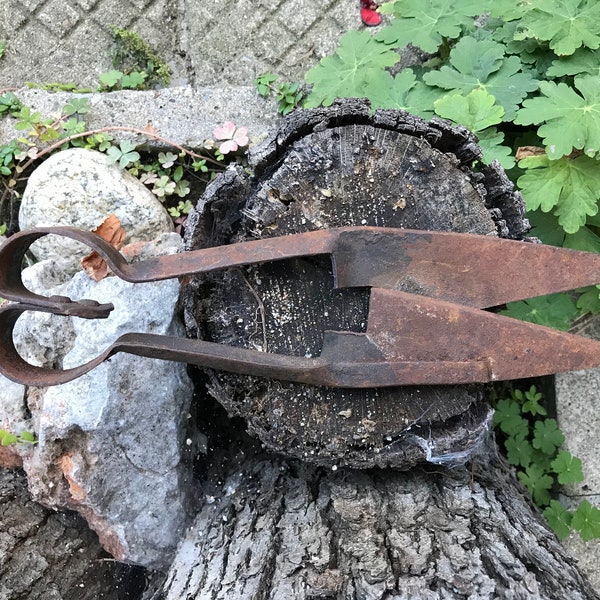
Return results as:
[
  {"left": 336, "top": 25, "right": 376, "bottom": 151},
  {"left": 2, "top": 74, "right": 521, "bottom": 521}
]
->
[{"left": 2, "top": 225, "right": 600, "bottom": 388}]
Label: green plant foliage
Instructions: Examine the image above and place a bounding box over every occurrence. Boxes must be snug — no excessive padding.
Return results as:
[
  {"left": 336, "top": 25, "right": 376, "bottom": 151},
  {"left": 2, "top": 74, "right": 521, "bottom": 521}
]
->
[
  {"left": 304, "top": 31, "right": 400, "bottom": 107},
  {"left": 0, "top": 41, "right": 5, "bottom": 60},
  {"left": 572, "top": 500, "right": 600, "bottom": 541},
  {"left": 500, "top": 292, "right": 579, "bottom": 330},
  {"left": 517, "top": 154, "right": 600, "bottom": 233},
  {"left": 0, "top": 428, "right": 36, "bottom": 446},
  {"left": 423, "top": 36, "right": 538, "bottom": 120},
  {"left": 0, "top": 92, "right": 22, "bottom": 117},
  {"left": 543, "top": 500, "right": 573, "bottom": 539},
  {"left": 106, "top": 140, "right": 141, "bottom": 168},
  {"left": 551, "top": 450, "right": 584, "bottom": 484},
  {"left": 513, "top": 0, "right": 600, "bottom": 56},
  {"left": 255, "top": 72, "right": 305, "bottom": 115},
  {"left": 376, "top": 0, "right": 491, "bottom": 52},
  {"left": 110, "top": 27, "right": 170, "bottom": 87},
  {"left": 515, "top": 77, "right": 600, "bottom": 159},
  {"left": 493, "top": 384, "right": 599, "bottom": 540},
  {"left": 547, "top": 48, "right": 600, "bottom": 77}
]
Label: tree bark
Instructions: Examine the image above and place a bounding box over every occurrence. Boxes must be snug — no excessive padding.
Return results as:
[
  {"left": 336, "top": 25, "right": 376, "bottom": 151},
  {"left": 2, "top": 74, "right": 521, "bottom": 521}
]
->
[
  {"left": 167, "top": 100, "right": 599, "bottom": 599},
  {"left": 0, "top": 468, "right": 150, "bottom": 600}
]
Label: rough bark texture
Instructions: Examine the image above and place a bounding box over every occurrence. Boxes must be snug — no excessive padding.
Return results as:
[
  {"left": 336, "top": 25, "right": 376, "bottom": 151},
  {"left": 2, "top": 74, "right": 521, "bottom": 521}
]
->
[
  {"left": 155, "top": 393, "right": 599, "bottom": 600},
  {"left": 165, "top": 100, "right": 599, "bottom": 599},
  {"left": 0, "top": 468, "right": 150, "bottom": 600}
]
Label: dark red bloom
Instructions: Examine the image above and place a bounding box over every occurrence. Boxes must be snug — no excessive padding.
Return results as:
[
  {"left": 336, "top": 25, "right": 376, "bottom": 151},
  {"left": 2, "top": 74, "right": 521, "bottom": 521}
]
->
[{"left": 360, "top": 0, "right": 381, "bottom": 26}]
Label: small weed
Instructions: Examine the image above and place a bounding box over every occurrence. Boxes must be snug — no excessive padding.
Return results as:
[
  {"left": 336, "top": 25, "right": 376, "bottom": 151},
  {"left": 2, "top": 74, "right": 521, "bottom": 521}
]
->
[
  {"left": 255, "top": 72, "right": 305, "bottom": 115},
  {"left": 493, "top": 384, "right": 599, "bottom": 541},
  {"left": 109, "top": 27, "right": 170, "bottom": 88},
  {"left": 0, "top": 428, "right": 36, "bottom": 446}
]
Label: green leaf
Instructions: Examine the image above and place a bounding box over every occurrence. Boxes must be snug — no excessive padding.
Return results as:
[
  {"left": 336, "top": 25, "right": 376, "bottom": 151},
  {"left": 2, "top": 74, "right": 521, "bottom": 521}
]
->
[
  {"left": 475, "top": 128, "right": 516, "bottom": 170},
  {"left": 255, "top": 72, "right": 278, "bottom": 97},
  {"left": 0, "top": 429, "right": 17, "bottom": 446},
  {"left": 304, "top": 31, "right": 400, "bottom": 108},
  {"left": 517, "top": 154, "right": 600, "bottom": 233},
  {"left": 106, "top": 141, "right": 140, "bottom": 169},
  {"left": 532, "top": 418, "right": 565, "bottom": 455},
  {"left": 551, "top": 450, "right": 584, "bottom": 484},
  {"left": 521, "top": 386, "right": 547, "bottom": 417},
  {"left": 19, "top": 430, "right": 35, "bottom": 443},
  {"left": 576, "top": 285, "right": 600, "bottom": 313},
  {"left": 375, "top": 0, "right": 491, "bottom": 53},
  {"left": 489, "top": 0, "right": 538, "bottom": 21},
  {"left": 572, "top": 500, "right": 600, "bottom": 541},
  {"left": 505, "top": 433, "right": 533, "bottom": 468},
  {"left": 526, "top": 209, "right": 567, "bottom": 246},
  {"left": 544, "top": 500, "right": 573, "bottom": 539},
  {"left": 121, "top": 70, "right": 147, "bottom": 89},
  {"left": 0, "top": 41, "right": 5, "bottom": 60},
  {"left": 500, "top": 293, "right": 579, "bottom": 331},
  {"left": 494, "top": 399, "right": 529, "bottom": 437},
  {"left": 514, "top": 0, "right": 600, "bottom": 56},
  {"left": 62, "top": 97, "right": 90, "bottom": 117},
  {"left": 515, "top": 76, "right": 600, "bottom": 158},
  {"left": 99, "top": 70, "right": 123, "bottom": 88},
  {"left": 518, "top": 463, "right": 554, "bottom": 506},
  {"left": 423, "top": 37, "right": 538, "bottom": 120},
  {"left": 434, "top": 89, "right": 504, "bottom": 132},
  {"left": 547, "top": 48, "right": 600, "bottom": 77}
]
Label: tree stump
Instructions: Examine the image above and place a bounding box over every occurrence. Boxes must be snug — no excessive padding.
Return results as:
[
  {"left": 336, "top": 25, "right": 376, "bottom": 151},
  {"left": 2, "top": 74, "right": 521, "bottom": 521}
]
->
[{"left": 164, "top": 100, "right": 598, "bottom": 599}]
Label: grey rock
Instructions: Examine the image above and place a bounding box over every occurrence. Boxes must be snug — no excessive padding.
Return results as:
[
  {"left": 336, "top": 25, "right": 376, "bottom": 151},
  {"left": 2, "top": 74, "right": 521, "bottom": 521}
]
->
[
  {"left": 20, "top": 233, "right": 195, "bottom": 570},
  {"left": 19, "top": 148, "right": 173, "bottom": 264}
]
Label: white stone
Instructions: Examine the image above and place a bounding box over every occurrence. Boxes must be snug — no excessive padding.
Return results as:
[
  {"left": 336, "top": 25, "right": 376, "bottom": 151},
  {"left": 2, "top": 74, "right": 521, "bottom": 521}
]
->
[{"left": 19, "top": 148, "right": 173, "bottom": 263}]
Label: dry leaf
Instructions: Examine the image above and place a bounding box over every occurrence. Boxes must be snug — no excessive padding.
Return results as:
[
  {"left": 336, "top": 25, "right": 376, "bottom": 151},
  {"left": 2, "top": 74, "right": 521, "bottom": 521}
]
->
[
  {"left": 81, "top": 215, "right": 126, "bottom": 281},
  {"left": 515, "top": 146, "right": 546, "bottom": 160},
  {"left": 143, "top": 123, "right": 159, "bottom": 136}
]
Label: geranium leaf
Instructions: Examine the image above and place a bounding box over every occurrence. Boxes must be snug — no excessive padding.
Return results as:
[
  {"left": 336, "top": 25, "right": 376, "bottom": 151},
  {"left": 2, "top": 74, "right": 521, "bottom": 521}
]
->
[
  {"left": 532, "top": 419, "right": 565, "bottom": 455},
  {"left": 434, "top": 89, "right": 504, "bottom": 132},
  {"left": 515, "top": 76, "right": 600, "bottom": 158},
  {"left": 304, "top": 30, "right": 400, "bottom": 107},
  {"left": 504, "top": 434, "right": 533, "bottom": 468},
  {"left": 551, "top": 450, "right": 584, "bottom": 484},
  {"left": 572, "top": 500, "right": 600, "bottom": 541},
  {"left": 501, "top": 293, "right": 579, "bottom": 331},
  {"left": 547, "top": 48, "right": 600, "bottom": 77},
  {"left": 517, "top": 154, "right": 600, "bottom": 233},
  {"left": 543, "top": 500, "right": 573, "bottom": 539},
  {"left": 375, "top": 0, "right": 491, "bottom": 53},
  {"left": 423, "top": 37, "right": 538, "bottom": 120},
  {"left": 514, "top": 0, "right": 600, "bottom": 56},
  {"left": 518, "top": 463, "right": 554, "bottom": 506}
]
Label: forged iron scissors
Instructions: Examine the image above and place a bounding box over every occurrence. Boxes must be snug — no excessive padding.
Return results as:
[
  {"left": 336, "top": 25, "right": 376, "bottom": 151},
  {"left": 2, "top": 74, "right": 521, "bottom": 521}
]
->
[{"left": 2, "top": 225, "right": 600, "bottom": 388}]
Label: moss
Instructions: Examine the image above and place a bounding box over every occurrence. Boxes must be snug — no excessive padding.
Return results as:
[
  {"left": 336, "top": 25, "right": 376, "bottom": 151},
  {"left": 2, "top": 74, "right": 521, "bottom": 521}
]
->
[{"left": 110, "top": 27, "right": 171, "bottom": 87}]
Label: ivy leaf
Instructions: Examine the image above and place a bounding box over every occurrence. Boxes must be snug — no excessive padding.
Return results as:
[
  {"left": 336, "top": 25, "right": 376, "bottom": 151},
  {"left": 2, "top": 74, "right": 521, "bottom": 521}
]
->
[
  {"left": 518, "top": 464, "right": 554, "bottom": 506},
  {"left": 551, "top": 450, "right": 584, "bottom": 484},
  {"left": 547, "top": 48, "right": 600, "bottom": 77},
  {"left": 532, "top": 419, "right": 565, "bottom": 455},
  {"left": 434, "top": 89, "right": 504, "bottom": 132},
  {"left": 517, "top": 154, "right": 600, "bottom": 233},
  {"left": 375, "top": 0, "right": 491, "bottom": 53},
  {"left": 572, "top": 500, "right": 600, "bottom": 541},
  {"left": 514, "top": 0, "right": 600, "bottom": 56},
  {"left": 493, "top": 399, "right": 529, "bottom": 437},
  {"left": 304, "top": 31, "right": 400, "bottom": 108},
  {"left": 543, "top": 500, "right": 573, "bottom": 539},
  {"left": 504, "top": 434, "right": 533, "bottom": 468},
  {"left": 500, "top": 293, "right": 579, "bottom": 331},
  {"left": 423, "top": 37, "right": 538, "bottom": 120},
  {"left": 515, "top": 76, "right": 600, "bottom": 158}
]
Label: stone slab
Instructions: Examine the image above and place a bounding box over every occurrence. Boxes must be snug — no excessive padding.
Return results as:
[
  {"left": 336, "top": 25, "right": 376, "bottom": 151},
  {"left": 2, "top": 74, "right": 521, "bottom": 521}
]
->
[{"left": 1, "top": 86, "right": 280, "bottom": 150}]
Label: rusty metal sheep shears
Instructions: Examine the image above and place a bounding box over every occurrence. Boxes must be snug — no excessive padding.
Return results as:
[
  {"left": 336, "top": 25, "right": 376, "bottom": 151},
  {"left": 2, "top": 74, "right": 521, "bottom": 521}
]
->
[{"left": 2, "top": 225, "right": 600, "bottom": 388}]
